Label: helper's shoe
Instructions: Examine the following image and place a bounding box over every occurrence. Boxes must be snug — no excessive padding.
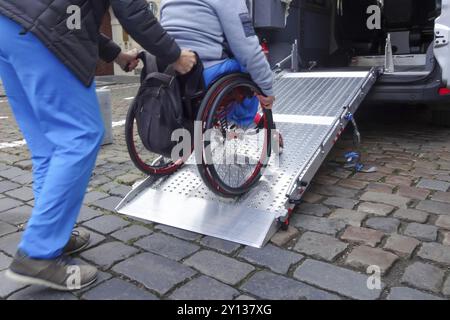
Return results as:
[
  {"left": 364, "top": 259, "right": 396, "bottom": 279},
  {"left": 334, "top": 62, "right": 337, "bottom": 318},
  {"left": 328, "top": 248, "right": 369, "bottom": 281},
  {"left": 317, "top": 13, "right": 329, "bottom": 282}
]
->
[
  {"left": 6, "top": 251, "right": 97, "bottom": 291},
  {"left": 63, "top": 229, "right": 91, "bottom": 255}
]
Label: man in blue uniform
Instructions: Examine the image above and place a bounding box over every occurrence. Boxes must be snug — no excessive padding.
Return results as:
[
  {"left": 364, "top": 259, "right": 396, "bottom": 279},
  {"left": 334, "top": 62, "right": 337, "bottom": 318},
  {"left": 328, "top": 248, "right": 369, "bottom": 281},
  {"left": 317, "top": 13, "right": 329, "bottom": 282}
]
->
[{"left": 0, "top": 0, "right": 196, "bottom": 290}]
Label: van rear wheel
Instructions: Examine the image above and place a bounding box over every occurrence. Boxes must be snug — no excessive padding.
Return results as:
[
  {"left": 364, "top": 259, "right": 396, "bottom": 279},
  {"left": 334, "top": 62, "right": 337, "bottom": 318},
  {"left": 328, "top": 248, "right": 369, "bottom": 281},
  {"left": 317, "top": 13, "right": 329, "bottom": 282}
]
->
[{"left": 431, "top": 103, "right": 450, "bottom": 127}]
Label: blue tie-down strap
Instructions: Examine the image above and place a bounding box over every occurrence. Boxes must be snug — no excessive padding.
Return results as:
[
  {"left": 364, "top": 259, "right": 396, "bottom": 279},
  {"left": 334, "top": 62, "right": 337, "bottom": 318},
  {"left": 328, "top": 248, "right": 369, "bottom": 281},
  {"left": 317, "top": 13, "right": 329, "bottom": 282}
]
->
[
  {"left": 344, "top": 113, "right": 354, "bottom": 121},
  {"left": 344, "top": 151, "right": 377, "bottom": 173},
  {"left": 345, "top": 151, "right": 360, "bottom": 163},
  {"left": 355, "top": 163, "right": 365, "bottom": 172}
]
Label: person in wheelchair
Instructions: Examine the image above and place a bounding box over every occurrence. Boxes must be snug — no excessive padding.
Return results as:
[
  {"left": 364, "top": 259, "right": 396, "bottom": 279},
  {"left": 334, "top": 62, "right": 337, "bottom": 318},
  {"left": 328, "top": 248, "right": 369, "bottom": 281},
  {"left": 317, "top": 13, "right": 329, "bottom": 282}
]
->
[{"left": 160, "top": 0, "right": 275, "bottom": 128}]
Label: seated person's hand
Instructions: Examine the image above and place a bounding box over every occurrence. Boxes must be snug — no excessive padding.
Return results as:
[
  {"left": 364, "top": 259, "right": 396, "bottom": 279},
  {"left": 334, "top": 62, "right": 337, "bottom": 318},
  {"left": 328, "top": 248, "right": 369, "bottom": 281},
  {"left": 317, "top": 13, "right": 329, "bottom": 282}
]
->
[
  {"left": 258, "top": 95, "right": 275, "bottom": 109},
  {"left": 173, "top": 50, "right": 197, "bottom": 75},
  {"left": 115, "top": 49, "right": 140, "bottom": 72}
]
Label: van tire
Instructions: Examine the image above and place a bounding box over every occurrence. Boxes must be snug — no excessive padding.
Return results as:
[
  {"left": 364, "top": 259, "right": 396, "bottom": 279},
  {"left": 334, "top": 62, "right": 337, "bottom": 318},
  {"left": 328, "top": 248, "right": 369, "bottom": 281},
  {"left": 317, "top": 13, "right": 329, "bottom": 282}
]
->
[{"left": 431, "top": 103, "right": 450, "bottom": 127}]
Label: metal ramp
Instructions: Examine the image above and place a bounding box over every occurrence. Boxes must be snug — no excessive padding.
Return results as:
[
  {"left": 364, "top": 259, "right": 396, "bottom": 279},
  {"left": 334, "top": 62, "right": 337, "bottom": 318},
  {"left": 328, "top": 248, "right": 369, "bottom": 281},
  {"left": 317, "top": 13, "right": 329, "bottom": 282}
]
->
[{"left": 116, "top": 69, "right": 380, "bottom": 248}]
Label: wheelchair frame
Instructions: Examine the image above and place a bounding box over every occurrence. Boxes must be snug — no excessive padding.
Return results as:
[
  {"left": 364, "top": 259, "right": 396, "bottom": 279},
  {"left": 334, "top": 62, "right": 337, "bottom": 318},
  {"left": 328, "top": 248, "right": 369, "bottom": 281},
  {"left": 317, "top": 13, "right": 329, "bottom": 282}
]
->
[{"left": 125, "top": 72, "right": 275, "bottom": 198}]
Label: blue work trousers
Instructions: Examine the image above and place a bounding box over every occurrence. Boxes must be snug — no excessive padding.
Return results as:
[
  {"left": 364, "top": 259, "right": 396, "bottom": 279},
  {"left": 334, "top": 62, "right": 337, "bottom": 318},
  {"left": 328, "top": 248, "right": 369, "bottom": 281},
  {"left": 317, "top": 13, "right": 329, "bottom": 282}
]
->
[
  {"left": 0, "top": 15, "right": 104, "bottom": 259},
  {"left": 203, "top": 59, "right": 259, "bottom": 127}
]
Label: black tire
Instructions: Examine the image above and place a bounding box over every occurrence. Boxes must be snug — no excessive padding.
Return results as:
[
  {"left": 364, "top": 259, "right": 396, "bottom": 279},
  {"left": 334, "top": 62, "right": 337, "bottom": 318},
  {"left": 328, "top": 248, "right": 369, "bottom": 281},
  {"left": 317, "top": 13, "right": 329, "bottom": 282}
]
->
[
  {"left": 125, "top": 102, "right": 184, "bottom": 176},
  {"left": 195, "top": 73, "right": 274, "bottom": 197},
  {"left": 431, "top": 103, "right": 450, "bottom": 127}
]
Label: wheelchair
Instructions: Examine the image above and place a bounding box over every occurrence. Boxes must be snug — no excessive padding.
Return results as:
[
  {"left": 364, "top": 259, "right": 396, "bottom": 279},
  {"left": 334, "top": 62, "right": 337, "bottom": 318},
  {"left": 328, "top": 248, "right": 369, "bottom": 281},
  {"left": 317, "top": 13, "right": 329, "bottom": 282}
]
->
[{"left": 125, "top": 58, "right": 277, "bottom": 198}]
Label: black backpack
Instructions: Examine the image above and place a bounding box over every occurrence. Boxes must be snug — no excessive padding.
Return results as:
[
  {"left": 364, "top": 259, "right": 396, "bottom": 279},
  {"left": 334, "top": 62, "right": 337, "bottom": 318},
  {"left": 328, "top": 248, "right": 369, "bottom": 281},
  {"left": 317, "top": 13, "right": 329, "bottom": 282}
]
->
[{"left": 133, "top": 52, "right": 203, "bottom": 159}]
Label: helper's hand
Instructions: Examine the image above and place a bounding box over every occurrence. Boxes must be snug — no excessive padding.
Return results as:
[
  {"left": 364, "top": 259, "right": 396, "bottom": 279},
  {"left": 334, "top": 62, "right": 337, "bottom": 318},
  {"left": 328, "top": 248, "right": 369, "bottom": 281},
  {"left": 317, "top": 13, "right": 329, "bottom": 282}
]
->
[
  {"left": 258, "top": 95, "right": 276, "bottom": 109},
  {"left": 115, "top": 49, "right": 140, "bottom": 72},
  {"left": 173, "top": 50, "right": 197, "bottom": 75}
]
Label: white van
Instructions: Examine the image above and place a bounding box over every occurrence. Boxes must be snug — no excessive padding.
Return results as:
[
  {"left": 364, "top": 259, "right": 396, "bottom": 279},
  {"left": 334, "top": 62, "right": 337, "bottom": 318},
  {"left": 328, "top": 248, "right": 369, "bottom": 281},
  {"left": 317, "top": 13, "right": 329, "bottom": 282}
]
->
[{"left": 251, "top": 0, "right": 450, "bottom": 123}]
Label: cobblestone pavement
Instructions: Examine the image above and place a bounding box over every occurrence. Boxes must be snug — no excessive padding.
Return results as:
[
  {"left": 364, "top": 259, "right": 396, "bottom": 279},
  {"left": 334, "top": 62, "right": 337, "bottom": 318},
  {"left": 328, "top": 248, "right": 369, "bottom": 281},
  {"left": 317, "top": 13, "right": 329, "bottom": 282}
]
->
[{"left": 1, "top": 80, "right": 450, "bottom": 300}]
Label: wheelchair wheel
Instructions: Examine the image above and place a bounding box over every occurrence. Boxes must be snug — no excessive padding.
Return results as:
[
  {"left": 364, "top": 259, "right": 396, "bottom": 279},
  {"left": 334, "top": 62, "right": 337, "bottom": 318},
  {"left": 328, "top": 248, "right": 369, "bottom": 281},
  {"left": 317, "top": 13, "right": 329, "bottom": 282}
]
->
[
  {"left": 196, "top": 73, "right": 274, "bottom": 197},
  {"left": 125, "top": 103, "right": 184, "bottom": 176}
]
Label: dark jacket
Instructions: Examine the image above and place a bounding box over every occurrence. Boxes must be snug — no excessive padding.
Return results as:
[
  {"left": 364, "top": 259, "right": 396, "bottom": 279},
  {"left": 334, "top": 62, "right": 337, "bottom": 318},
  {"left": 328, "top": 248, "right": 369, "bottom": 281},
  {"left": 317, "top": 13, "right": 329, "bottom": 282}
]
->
[{"left": 0, "top": 0, "right": 181, "bottom": 87}]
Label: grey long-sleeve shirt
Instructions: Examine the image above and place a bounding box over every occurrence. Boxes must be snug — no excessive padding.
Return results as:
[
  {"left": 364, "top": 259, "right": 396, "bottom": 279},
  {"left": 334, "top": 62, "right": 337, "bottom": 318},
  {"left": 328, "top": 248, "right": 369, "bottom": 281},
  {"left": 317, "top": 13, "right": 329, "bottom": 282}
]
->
[{"left": 160, "top": 0, "right": 274, "bottom": 96}]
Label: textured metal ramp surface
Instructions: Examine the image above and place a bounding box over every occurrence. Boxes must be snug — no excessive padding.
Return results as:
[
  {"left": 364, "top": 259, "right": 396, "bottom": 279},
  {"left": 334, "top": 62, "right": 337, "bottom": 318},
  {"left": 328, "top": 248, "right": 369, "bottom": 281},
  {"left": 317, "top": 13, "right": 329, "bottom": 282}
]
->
[
  {"left": 275, "top": 71, "right": 371, "bottom": 116},
  {"left": 117, "top": 70, "right": 378, "bottom": 248},
  {"left": 117, "top": 187, "right": 280, "bottom": 247}
]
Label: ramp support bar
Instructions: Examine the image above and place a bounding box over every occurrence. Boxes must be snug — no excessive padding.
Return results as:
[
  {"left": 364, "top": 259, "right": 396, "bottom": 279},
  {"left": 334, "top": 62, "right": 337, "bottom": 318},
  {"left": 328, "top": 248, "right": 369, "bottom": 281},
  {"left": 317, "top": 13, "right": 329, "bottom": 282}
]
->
[{"left": 273, "top": 40, "right": 300, "bottom": 72}]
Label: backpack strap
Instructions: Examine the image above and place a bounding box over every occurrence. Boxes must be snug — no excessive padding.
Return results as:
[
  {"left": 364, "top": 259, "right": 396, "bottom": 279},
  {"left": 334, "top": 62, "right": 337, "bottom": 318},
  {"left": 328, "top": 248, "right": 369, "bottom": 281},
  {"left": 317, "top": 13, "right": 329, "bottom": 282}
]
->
[
  {"left": 178, "top": 53, "right": 205, "bottom": 121},
  {"left": 144, "top": 72, "right": 175, "bottom": 86},
  {"left": 184, "top": 52, "right": 205, "bottom": 98},
  {"left": 138, "top": 52, "right": 159, "bottom": 84}
]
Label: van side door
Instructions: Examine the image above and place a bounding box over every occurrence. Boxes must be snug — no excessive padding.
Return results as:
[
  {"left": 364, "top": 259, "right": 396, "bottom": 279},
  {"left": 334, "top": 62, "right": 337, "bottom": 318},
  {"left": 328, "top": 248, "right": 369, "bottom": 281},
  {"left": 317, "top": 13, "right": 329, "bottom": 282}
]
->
[{"left": 435, "top": 0, "right": 450, "bottom": 88}]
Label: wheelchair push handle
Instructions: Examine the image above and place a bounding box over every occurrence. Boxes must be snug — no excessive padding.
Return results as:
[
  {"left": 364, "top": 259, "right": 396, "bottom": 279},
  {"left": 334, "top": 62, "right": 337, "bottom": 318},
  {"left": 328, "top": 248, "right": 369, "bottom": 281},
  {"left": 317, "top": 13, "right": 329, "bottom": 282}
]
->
[
  {"left": 135, "top": 50, "right": 201, "bottom": 71},
  {"left": 257, "top": 94, "right": 275, "bottom": 110},
  {"left": 124, "top": 62, "right": 132, "bottom": 73}
]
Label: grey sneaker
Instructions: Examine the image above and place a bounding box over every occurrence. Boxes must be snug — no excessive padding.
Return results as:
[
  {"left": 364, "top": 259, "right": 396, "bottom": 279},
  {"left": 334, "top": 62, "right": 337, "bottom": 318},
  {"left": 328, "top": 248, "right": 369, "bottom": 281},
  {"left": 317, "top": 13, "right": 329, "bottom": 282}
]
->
[
  {"left": 6, "top": 251, "right": 97, "bottom": 291},
  {"left": 63, "top": 229, "right": 91, "bottom": 255}
]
